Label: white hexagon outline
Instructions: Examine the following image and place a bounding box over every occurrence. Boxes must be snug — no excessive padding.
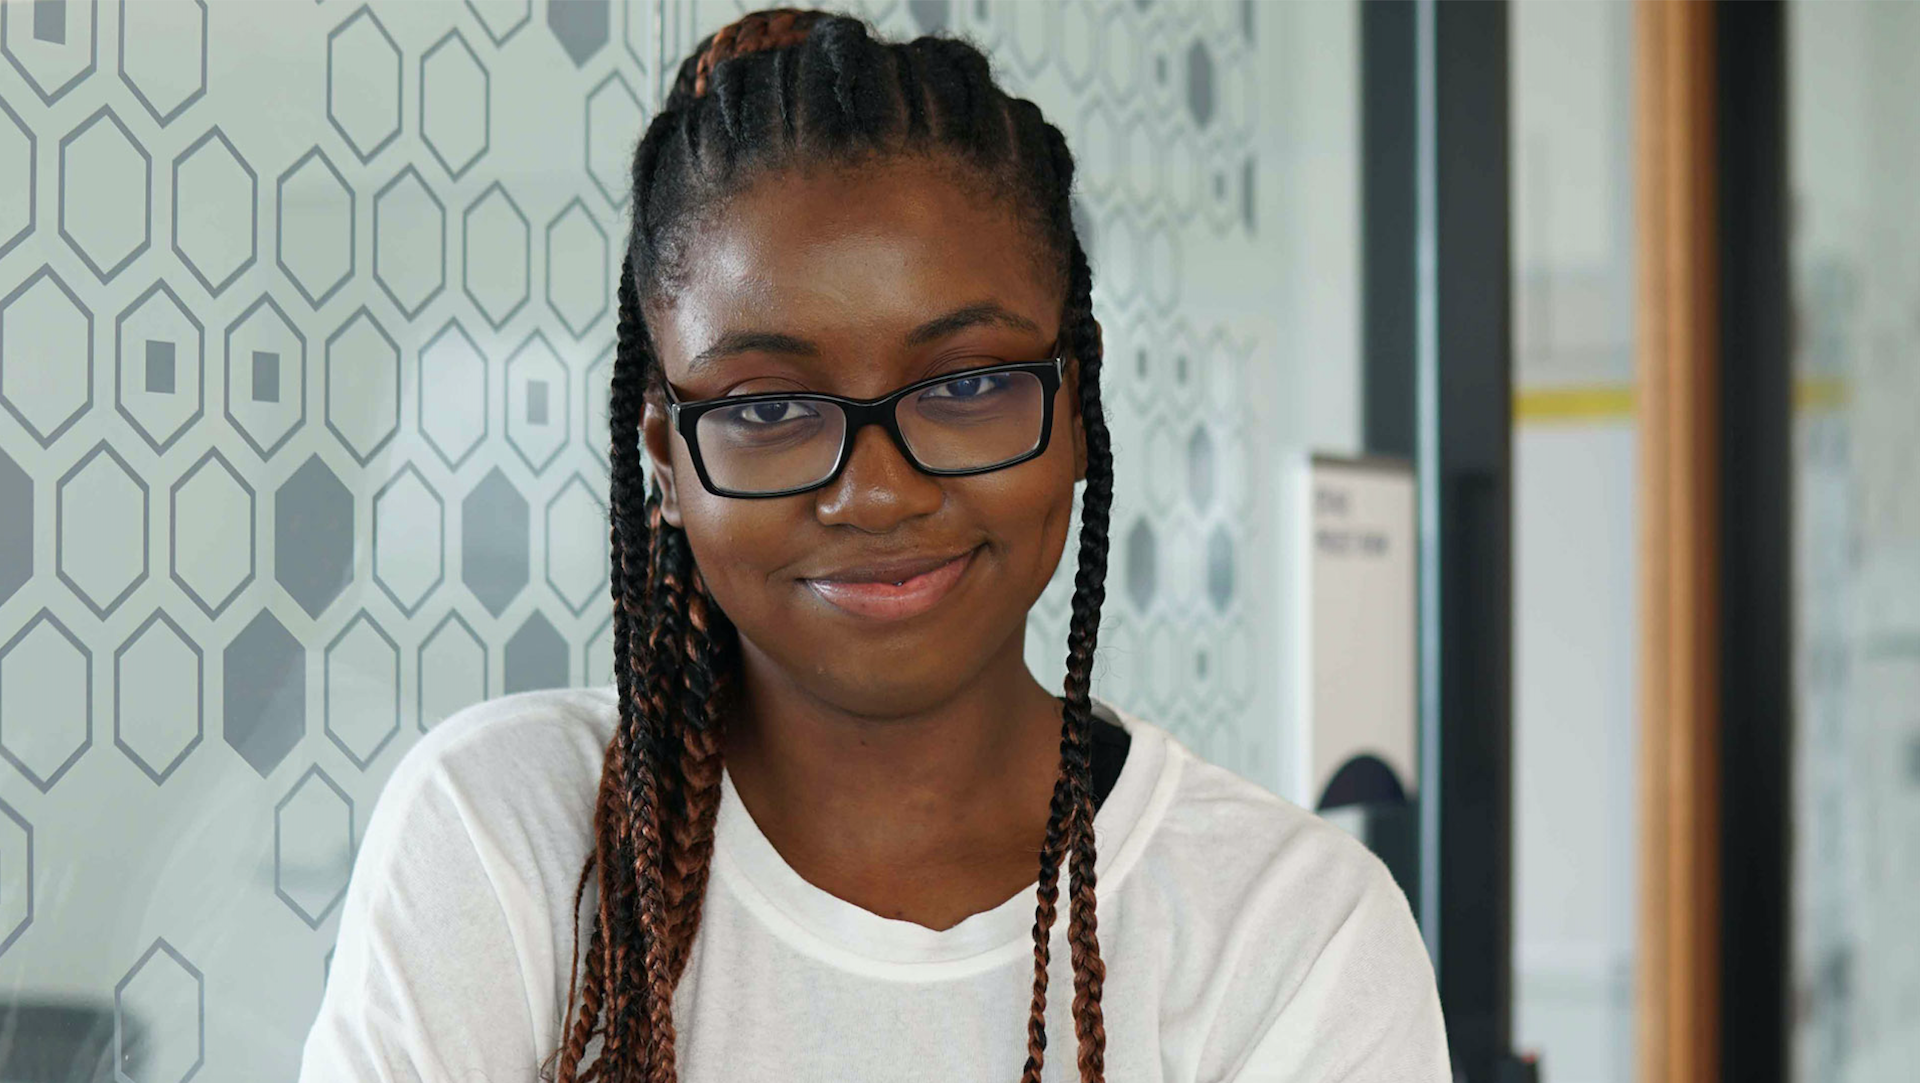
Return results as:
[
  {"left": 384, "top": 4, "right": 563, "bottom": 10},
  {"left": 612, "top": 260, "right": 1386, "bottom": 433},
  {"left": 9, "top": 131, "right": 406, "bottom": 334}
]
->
[
  {"left": 417, "top": 607, "right": 488, "bottom": 733},
  {"left": 371, "top": 164, "right": 448, "bottom": 320},
  {"left": 544, "top": 197, "right": 609, "bottom": 340},
  {"left": 998, "top": 0, "right": 1056, "bottom": 81},
  {"left": 222, "top": 293, "right": 309, "bottom": 460},
  {"left": 583, "top": 69, "right": 641, "bottom": 210},
  {"left": 503, "top": 328, "right": 571, "bottom": 475},
  {"left": 171, "top": 126, "right": 258, "bottom": 297},
  {"left": 0, "top": 264, "right": 95, "bottom": 448},
  {"left": 419, "top": 27, "right": 490, "bottom": 182},
  {"left": 113, "top": 936, "right": 205, "bottom": 1083},
  {"left": 275, "top": 147, "right": 357, "bottom": 310},
  {"left": 619, "top": 0, "right": 653, "bottom": 77},
  {"left": 0, "top": 93, "right": 34, "bottom": 261},
  {"left": 323, "top": 609, "right": 402, "bottom": 771},
  {"left": 168, "top": 447, "right": 255, "bottom": 619},
  {"left": 0, "top": 607, "right": 94, "bottom": 794},
  {"left": 117, "top": 0, "right": 208, "bottom": 128},
  {"left": 114, "top": 278, "right": 206, "bottom": 454},
  {"left": 273, "top": 764, "right": 355, "bottom": 928},
  {"left": 113, "top": 608, "right": 204, "bottom": 785},
  {"left": 1, "top": 0, "right": 98, "bottom": 106},
  {"left": 55, "top": 440, "right": 150, "bottom": 619},
  {"left": 325, "top": 5, "right": 403, "bottom": 165},
  {"left": 323, "top": 306, "right": 402, "bottom": 466},
  {"left": 371, "top": 463, "right": 445, "bottom": 617},
  {"left": 0, "top": 795, "right": 29, "bottom": 957},
  {"left": 461, "top": 181, "right": 531, "bottom": 331},
  {"left": 543, "top": 472, "right": 607, "bottom": 617},
  {"left": 57, "top": 104, "right": 152, "bottom": 283},
  {"left": 465, "top": 0, "right": 532, "bottom": 47},
  {"left": 417, "top": 318, "right": 491, "bottom": 471}
]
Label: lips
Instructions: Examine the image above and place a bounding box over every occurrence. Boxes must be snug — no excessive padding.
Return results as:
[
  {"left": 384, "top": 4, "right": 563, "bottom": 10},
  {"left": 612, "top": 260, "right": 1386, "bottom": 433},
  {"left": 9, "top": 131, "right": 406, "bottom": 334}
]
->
[{"left": 802, "top": 546, "right": 980, "bottom": 621}]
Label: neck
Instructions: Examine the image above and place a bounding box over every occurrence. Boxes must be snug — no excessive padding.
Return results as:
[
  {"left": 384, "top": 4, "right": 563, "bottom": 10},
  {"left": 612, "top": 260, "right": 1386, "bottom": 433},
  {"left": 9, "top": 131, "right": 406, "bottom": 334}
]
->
[{"left": 722, "top": 627, "right": 1068, "bottom": 927}]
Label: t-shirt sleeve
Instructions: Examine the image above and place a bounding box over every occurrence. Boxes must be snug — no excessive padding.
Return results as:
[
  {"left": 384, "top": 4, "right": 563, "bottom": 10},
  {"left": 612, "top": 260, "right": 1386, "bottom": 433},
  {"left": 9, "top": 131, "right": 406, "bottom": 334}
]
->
[
  {"left": 1226, "top": 858, "right": 1450, "bottom": 1082},
  {"left": 297, "top": 745, "right": 546, "bottom": 1083}
]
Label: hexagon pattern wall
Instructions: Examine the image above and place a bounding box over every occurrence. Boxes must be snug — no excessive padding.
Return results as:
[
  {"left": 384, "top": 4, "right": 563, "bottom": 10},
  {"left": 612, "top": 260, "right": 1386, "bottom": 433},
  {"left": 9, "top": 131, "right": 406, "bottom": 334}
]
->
[{"left": 0, "top": 1, "right": 1282, "bottom": 1078}]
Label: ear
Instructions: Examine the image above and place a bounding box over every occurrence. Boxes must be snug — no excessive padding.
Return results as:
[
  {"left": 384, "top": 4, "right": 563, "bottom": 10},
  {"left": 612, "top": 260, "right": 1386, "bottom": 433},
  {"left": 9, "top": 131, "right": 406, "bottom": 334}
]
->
[{"left": 641, "top": 397, "right": 685, "bottom": 528}]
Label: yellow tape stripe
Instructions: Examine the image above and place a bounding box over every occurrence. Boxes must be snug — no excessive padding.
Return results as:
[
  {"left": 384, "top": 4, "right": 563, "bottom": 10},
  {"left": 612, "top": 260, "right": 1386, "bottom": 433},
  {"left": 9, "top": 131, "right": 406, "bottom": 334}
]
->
[{"left": 1513, "top": 377, "right": 1852, "bottom": 423}]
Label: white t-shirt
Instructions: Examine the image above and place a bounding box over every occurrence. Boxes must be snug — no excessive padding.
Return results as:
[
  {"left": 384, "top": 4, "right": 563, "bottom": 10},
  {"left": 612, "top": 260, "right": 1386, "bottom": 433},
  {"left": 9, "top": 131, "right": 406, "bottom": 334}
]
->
[{"left": 299, "top": 687, "right": 1450, "bottom": 1083}]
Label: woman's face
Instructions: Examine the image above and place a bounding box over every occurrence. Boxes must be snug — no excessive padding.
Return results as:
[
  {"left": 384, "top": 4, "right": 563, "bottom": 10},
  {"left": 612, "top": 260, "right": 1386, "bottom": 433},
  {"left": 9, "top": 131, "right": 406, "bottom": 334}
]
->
[{"left": 641, "top": 156, "right": 1087, "bottom": 718}]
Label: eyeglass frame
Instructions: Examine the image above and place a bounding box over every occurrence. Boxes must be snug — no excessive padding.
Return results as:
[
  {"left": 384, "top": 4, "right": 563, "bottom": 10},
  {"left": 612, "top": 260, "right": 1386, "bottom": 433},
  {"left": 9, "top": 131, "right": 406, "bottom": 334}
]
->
[{"left": 663, "top": 353, "right": 1067, "bottom": 499}]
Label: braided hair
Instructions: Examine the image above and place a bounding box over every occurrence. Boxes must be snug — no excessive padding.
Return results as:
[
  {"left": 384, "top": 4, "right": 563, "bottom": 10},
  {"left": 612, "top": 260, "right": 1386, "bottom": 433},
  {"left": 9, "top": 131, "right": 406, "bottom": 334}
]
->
[{"left": 554, "top": 10, "right": 1116, "bottom": 1082}]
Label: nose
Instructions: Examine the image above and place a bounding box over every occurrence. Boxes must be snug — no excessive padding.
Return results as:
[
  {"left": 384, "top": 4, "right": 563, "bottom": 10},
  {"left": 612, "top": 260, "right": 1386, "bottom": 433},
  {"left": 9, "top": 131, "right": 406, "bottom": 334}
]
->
[{"left": 813, "top": 422, "right": 944, "bottom": 532}]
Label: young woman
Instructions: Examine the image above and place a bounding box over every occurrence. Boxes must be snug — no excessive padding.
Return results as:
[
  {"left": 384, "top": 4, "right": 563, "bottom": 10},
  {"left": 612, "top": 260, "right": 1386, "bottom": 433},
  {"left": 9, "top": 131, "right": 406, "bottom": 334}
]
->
[{"left": 300, "top": 10, "right": 1447, "bottom": 1082}]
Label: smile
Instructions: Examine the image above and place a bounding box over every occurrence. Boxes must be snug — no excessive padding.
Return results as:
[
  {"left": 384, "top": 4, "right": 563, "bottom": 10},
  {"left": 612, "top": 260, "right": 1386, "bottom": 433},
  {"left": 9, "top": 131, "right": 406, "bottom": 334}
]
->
[{"left": 802, "top": 546, "right": 980, "bottom": 622}]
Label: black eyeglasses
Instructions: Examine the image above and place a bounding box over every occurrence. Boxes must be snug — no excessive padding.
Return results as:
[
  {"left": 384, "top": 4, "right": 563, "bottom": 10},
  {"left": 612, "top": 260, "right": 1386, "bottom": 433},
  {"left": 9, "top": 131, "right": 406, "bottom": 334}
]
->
[{"left": 665, "top": 355, "right": 1066, "bottom": 498}]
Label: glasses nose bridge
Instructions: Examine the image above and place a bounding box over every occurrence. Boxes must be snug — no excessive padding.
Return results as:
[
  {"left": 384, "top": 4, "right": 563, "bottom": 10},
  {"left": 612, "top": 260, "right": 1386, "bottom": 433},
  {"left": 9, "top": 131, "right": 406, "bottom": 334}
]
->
[{"left": 834, "top": 392, "right": 920, "bottom": 475}]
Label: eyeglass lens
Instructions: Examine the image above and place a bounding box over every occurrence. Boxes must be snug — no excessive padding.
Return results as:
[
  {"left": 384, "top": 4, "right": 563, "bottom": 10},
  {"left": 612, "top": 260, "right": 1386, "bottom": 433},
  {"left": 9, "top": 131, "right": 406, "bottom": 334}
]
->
[{"left": 693, "top": 368, "right": 1048, "bottom": 494}]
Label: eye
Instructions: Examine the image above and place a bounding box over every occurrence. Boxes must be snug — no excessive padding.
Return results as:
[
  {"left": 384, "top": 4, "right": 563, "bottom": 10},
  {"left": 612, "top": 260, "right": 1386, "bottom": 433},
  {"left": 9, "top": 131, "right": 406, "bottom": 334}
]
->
[
  {"left": 923, "top": 372, "right": 1013, "bottom": 399},
  {"left": 720, "top": 398, "right": 820, "bottom": 426}
]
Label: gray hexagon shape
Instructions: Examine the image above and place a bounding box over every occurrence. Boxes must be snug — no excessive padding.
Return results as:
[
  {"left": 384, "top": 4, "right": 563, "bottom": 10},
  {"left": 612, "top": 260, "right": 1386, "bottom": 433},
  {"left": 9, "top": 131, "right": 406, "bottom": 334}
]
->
[
  {"left": 0, "top": 265, "right": 94, "bottom": 447},
  {"left": 504, "top": 330, "right": 569, "bottom": 474},
  {"left": 372, "top": 464, "right": 444, "bottom": 616},
  {"left": 505, "top": 609, "right": 567, "bottom": 693},
  {"left": 463, "top": 182, "right": 530, "bottom": 331},
  {"left": 324, "top": 610, "right": 400, "bottom": 770},
  {"left": 907, "top": 0, "right": 949, "bottom": 34},
  {"left": 1186, "top": 39, "right": 1215, "bottom": 130},
  {"left": 1187, "top": 424, "right": 1215, "bottom": 511},
  {"left": 1124, "top": 516, "right": 1156, "bottom": 613},
  {"left": 466, "top": 0, "right": 531, "bottom": 46},
  {"left": 114, "top": 937, "right": 205, "bottom": 1083},
  {"left": 1057, "top": 0, "right": 1099, "bottom": 91},
  {"left": 583, "top": 611, "right": 613, "bottom": 688},
  {"left": 0, "top": 608, "right": 92, "bottom": 793},
  {"left": 461, "top": 466, "right": 528, "bottom": 617},
  {"left": 56, "top": 441, "right": 149, "bottom": 619},
  {"left": 275, "top": 455, "right": 354, "bottom": 619},
  {"left": 172, "top": 126, "right": 257, "bottom": 297},
  {"left": 419, "top": 608, "right": 486, "bottom": 732},
  {"left": 0, "top": 447, "right": 28, "bottom": 607},
  {"left": 274, "top": 764, "right": 354, "bottom": 927},
  {"left": 223, "top": 293, "right": 308, "bottom": 459},
  {"left": 0, "top": 94, "right": 34, "bottom": 260},
  {"left": 327, "top": 6, "right": 402, "bottom": 164},
  {"left": 1001, "top": 0, "right": 1056, "bottom": 80},
  {"left": 169, "top": 448, "right": 255, "bottom": 619},
  {"left": 276, "top": 147, "right": 356, "bottom": 309},
  {"left": 547, "top": 0, "right": 608, "bottom": 67},
  {"left": 1, "top": 0, "right": 97, "bottom": 105},
  {"left": 545, "top": 473, "right": 607, "bottom": 617},
  {"left": 0, "top": 795, "right": 29, "bottom": 958},
  {"left": 584, "top": 70, "right": 642, "bottom": 209},
  {"left": 545, "top": 198, "right": 608, "bottom": 340},
  {"left": 324, "top": 307, "right": 401, "bottom": 465},
  {"left": 418, "top": 319, "right": 489, "bottom": 470},
  {"left": 58, "top": 104, "right": 151, "bottom": 282},
  {"left": 421, "top": 28, "right": 489, "bottom": 181},
  {"left": 114, "top": 609, "right": 203, "bottom": 786},
  {"left": 115, "top": 279, "right": 205, "bottom": 453},
  {"left": 223, "top": 609, "right": 305, "bottom": 777},
  {"left": 118, "top": 0, "right": 207, "bottom": 127},
  {"left": 1206, "top": 523, "right": 1234, "bottom": 613},
  {"left": 372, "top": 166, "right": 446, "bottom": 319}
]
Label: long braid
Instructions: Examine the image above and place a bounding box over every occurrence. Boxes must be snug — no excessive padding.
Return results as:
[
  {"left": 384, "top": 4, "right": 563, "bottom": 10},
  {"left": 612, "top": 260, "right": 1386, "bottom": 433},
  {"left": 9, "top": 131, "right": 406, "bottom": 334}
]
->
[{"left": 560, "top": 11, "right": 1117, "bottom": 1082}]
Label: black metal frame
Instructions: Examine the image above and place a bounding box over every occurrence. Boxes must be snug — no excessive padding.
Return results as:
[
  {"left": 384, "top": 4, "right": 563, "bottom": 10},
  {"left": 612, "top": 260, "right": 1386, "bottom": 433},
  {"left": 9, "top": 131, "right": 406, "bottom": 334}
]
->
[
  {"left": 1364, "top": 2, "right": 1513, "bottom": 1078},
  {"left": 665, "top": 356, "right": 1064, "bottom": 498},
  {"left": 1716, "top": 2, "right": 1792, "bottom": 1078}
]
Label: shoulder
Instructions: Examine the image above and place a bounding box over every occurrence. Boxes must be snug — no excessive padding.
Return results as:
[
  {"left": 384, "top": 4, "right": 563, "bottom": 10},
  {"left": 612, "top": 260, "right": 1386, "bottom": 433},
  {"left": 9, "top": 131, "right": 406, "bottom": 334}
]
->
[
  {"left": 1108, "top": 707, "right": 1445, "bottom": 1080},
  {"left": 357, "top": 686, "right": 619, "bottom": 886}
]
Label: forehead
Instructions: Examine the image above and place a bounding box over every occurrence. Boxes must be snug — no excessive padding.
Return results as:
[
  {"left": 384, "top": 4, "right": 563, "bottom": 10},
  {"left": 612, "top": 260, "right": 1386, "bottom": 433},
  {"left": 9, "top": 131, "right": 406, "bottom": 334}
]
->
[{"left": 647, "top": 156, "right": 1060, "bottom": 378}]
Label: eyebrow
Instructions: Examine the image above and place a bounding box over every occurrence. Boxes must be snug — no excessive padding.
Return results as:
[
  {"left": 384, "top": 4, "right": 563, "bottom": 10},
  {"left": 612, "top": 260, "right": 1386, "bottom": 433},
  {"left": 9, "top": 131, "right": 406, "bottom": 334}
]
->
[{"left": 687, "top": 301, "right": 1044, "bottom": 372}]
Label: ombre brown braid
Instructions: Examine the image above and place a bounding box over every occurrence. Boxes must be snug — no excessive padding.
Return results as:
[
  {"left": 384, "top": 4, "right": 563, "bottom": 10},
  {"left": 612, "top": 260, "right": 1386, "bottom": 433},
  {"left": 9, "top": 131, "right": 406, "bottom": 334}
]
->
[{"left": 553, "top": 11, "right": 1116, "bottom": 1082}]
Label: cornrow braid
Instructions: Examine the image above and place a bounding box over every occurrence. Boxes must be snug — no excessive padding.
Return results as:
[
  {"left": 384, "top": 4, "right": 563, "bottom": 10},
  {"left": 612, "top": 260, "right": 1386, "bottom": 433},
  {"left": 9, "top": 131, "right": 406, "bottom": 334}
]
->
[{"left": 555, "top": 11, "right": 1114, "bottom": 1082}]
